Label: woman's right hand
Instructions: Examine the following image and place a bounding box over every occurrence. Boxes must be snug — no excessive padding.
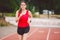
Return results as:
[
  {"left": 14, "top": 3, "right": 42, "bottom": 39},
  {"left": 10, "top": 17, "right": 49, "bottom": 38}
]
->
[
  {"left": 16, "top": 18, "right": 19, "bottom": 22},
  {"left": 16, "top": 14, "right": 23, "bottom": 23}
]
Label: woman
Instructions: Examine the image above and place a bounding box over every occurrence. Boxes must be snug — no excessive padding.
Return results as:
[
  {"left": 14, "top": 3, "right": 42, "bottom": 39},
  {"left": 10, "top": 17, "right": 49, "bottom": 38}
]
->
[{"left": 16, "top": 1, "right": 32, "bottom": 40}]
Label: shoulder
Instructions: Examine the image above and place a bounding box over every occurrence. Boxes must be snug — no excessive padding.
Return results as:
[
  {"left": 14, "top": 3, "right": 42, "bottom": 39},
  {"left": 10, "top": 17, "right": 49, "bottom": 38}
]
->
[
  {"left": 27, "top": 10, "right": 32, "bottom": 16},
  {"left": 27, "top": 10, "right": 31, "bottom": 14},
  {"left": 16, "top": 10, "right": 19, "bottom": 16},
  {"left": 16, "top": 10, "right": 20, "bottom": 15},
  {"left": 16, "top": 10, "right": 19, "bottom": 13}
]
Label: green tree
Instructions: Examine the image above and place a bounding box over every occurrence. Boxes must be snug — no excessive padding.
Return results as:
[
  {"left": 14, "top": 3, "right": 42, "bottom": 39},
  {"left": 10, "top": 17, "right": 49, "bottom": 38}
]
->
[{"left": 30, "top": 0, "right": 60, "bottom": 14}]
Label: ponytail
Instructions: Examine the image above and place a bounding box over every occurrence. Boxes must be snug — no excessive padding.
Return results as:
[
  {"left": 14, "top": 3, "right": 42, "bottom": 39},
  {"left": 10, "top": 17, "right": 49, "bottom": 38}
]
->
[{"left": 18, "top": 9, "right": 22, "bottom": 14}]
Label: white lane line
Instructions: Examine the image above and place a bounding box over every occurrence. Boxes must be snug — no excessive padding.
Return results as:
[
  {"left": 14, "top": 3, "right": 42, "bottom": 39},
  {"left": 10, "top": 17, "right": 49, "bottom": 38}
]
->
[
  {"left": 46, "top": 28, "right": 51, "bottom": 40},
  {"left": 27, "top": 28, "right": 38, "bottom": 38},
  {"left": 0, "top": 33, "right": 16, "bottom": 40}
]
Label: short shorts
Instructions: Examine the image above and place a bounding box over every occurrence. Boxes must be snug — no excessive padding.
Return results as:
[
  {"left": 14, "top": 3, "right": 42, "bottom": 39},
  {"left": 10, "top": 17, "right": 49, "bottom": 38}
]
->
[{"left": 17, "top": 26, "right": 30, "bottom": 35}]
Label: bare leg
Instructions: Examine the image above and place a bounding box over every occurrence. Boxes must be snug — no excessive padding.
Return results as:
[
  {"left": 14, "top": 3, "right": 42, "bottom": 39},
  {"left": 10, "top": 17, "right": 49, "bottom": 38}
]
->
[
  {"left": 21, "top": 35, "right": 23, "bottom": 40},
  {"left": 18, "top": 34, "right": 23, "bottom": 40},
  {"left": 23, "top": 33, "right": 28, "bottom": 40}
]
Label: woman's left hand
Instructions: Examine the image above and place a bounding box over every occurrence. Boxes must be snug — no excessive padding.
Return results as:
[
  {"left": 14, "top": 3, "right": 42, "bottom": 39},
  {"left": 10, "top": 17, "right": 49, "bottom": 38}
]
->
[{"left": 27, "top": 18, "right": 31, "bottom": 24}]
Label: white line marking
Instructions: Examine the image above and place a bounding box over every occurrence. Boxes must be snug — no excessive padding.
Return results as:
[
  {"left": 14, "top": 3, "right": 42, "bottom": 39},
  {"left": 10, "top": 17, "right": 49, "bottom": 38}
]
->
[
  {"left": 46, "top": 28, "right": 51, "bottom": 40},
  {"left": 27, "top": 28, "right": 38, "bottom": 38},
  {"left": 1, "top": 33, "right": 16, "bottom": 40}
]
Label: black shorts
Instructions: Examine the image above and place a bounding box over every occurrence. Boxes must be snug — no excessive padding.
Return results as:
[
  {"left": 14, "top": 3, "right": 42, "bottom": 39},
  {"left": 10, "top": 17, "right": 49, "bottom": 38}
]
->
[{"left": 17, "top": 26, "right": 30, "bottom": 35}]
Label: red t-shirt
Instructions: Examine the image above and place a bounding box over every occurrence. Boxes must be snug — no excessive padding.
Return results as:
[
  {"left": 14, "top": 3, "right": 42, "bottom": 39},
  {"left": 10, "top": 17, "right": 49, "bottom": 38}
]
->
[{"left": 17, "top": 10, "right": 29, "bottom": 28}]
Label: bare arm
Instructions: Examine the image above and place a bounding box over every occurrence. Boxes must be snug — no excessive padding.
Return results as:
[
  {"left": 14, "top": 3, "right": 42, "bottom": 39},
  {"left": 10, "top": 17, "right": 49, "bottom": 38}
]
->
[
  {"left": 16, "top": 10, "right": 23, "bottom": 22},
  {"left": 28, "top": 11, "right": 32, "bottom": 18},
  {"left": 28, "top": 11, "right": 33, "bottom": 23},
  {"left": 15, "top": 10, "right": 19, "bottom": 22}
]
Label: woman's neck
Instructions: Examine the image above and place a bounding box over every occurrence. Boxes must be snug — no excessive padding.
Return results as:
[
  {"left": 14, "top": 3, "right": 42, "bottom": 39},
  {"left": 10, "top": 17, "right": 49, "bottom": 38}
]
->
[
  {"left": 22, "top": 9, "right": 26, "bottom": 11},
  {"left": 21, "top": 9, "right": 27, "bottom": 14}
]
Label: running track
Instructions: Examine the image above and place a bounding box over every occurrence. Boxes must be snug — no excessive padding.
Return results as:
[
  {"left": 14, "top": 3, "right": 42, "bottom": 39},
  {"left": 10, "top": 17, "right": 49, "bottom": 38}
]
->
[{"left": 0, "top": 27, "right": 60, "bottom": 40}]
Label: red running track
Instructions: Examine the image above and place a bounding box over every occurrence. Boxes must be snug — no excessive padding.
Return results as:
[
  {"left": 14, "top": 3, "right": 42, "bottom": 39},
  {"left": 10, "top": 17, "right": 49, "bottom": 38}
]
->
[{"left": 0, "top": 27, "right": 60, "bottom": 40}]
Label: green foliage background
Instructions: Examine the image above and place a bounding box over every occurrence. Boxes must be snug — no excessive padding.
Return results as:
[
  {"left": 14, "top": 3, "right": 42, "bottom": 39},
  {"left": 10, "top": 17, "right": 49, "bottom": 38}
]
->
[{"left": 0, "top": 0, "right": 60, "bottom": 15}]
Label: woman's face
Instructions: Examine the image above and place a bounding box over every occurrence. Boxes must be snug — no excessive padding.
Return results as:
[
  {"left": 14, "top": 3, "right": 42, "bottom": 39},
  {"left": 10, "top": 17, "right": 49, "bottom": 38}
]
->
[{"left": 20, "top": 2, "right": 26, "bottom": 10}]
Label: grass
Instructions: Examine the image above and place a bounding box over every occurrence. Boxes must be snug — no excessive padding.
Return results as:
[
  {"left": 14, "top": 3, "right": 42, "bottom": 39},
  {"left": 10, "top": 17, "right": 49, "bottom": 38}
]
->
[
  {"left": 5, "top": 13, "right": 40, "bottom": 18},
  {"left": 51, "top": 15, "right": 60, "bottom": 19},
  {"left": 5, "top": 13, "right": 15, "bottom": 17},
  {"left": 0, "top": 13, "right": 2, "bottom": 18},
  {"left": 39, "top": 14, "right": 60, "bottom": 19},
  {"left": 32, "top": 13, "right": 39, "bottom": 18},
  {"left": 5, "top": 13, "right": 60, "bottom": 19}
]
